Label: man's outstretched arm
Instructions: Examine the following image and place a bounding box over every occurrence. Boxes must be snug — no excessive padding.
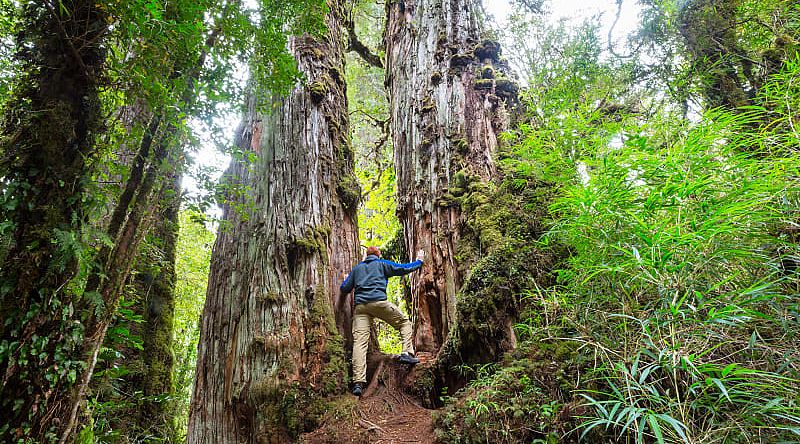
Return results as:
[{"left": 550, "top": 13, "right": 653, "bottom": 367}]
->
[{"left": 381, "top": 249, "right": 425, "bottom": 277}]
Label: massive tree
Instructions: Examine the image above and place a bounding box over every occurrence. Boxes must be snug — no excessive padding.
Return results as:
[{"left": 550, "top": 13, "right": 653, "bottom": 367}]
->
[
  {"left": 384, "top": 0, "right": 516, "bottom": 354},
  {"left": 186, "top": 1, "right": 361, "bottom": 441}
]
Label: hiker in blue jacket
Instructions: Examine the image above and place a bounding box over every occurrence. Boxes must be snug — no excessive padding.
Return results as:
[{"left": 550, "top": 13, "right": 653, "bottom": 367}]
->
[{"left": 340, "top": 246, "right": 424, "bottom": 396}]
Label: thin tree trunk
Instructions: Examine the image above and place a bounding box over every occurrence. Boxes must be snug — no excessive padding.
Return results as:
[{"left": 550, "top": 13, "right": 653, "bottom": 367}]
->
[
  {"left": 187, "top": 1, "right": 360, "bottom": 442},
  {"left": 140, "top": 171, "right": 181, "bottom": 440},
  {"left": 59, "top": 12, "right": 227, "bottom": 438},
  {"left": 384, "top": 0, "right": 512, "bottom": 354}
]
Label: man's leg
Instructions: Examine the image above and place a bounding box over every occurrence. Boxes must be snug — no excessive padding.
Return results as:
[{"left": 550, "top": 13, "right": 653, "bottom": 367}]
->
[
  {"left": 352, "top": 304, "right": 371, "bottom": 386},
  {"left": 369, "top": 300, "right": 414, "bottom": 356}
]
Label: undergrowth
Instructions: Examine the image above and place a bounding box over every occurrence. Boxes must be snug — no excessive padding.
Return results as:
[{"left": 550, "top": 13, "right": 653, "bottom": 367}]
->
[{"left": 435, "top": 37, "right": 800, "bottom": 443}]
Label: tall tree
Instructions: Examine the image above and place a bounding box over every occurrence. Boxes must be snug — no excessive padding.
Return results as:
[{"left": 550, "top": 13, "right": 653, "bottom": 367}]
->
[
  {"left": 0, "top": 0, "right": 109, "bottom": 440},
  {"left": 139, "top": 173, "right": 182, "bottom": 439},
  {"left": 384, "top": 0, "right": 516, "bottom": 354},
  {"left": 186, "top": 0, "right": 361, "bottom": 441}
]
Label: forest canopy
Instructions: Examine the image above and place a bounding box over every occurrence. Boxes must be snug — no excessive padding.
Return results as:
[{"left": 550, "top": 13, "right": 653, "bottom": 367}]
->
[{"left": 0, "top": 0, "right": 798, "bottom": 443}]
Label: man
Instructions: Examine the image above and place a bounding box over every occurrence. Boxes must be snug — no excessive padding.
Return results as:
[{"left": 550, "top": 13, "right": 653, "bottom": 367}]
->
[{"left": 340, "top": 246, "right": 424, "bottom": 396}]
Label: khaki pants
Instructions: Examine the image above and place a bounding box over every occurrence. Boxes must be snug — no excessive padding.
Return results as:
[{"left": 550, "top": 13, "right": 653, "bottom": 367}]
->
[{"left": 352, "top": 300, "right": 414, "bottom": 384}]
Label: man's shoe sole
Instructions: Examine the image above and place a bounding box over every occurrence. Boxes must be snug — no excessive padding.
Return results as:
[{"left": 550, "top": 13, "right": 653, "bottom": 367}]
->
[{"left": 399, "top": 356, "right": 420, "bottom": 365}]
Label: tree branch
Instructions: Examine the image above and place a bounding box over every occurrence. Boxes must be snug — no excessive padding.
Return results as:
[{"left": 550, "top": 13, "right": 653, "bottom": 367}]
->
[{"left": 346, "top": 19, "right": 383, "bottom": 68}]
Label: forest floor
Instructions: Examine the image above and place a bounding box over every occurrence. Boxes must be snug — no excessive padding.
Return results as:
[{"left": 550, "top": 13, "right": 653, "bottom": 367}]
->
[{"left": 301, "top": 352, "right": 437, "bottom": 444}]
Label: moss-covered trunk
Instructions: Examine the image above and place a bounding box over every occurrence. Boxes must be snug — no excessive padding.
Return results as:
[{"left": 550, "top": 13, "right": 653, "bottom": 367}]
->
[
  {"left": 0, "top": 0, "right": 108, "bottom": 440},
  {"left": 186, "top": 1, "right": 361, "bottom": 442},
  {"left": 384, "top": 0, "right": 514, "bottom": 354},
  {"left": 140, "top": 172, "right": 181, "bottom": 439}
]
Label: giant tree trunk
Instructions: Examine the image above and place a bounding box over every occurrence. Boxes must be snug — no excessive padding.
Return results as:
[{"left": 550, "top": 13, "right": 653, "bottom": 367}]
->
[
  {"left": 186, "top": 1, "right": 361, "bottom": 442},
  {"left": 0, "top": 1, "right": 108, "bottom": 440},
  {"left": 384, "top": 0, "right": 513, "bottom": 354}
]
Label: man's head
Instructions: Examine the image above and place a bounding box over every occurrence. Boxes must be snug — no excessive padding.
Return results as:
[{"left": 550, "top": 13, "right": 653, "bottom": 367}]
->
[{"left": 366, "top": 246, "right": 381, "bottom": 257}]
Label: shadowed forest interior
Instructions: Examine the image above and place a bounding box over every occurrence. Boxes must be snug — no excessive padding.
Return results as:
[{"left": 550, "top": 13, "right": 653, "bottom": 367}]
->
[{"left": 0, "top": 0, "right": 799, "bottom": 443}]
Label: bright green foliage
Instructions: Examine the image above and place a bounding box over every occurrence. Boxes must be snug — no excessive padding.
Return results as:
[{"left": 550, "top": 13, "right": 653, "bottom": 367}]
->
[
  {"left": 435, "top": 4, "right": 800, "bottom": 443},
  {"left": 554, "top": 107, "right": 800, "bottom": 442},
  {"left": 172, "top": 211, "right": 215, "bottom": 440},
  {"left": 0, "top": 0, "right": 17, "bottom": 110}
]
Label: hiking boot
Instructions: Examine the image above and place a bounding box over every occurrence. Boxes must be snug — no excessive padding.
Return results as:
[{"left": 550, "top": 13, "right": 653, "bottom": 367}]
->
[
  {"left": 352, "top": 382, "right": 363, "bottom": 397},
  {"left": 399, "top": 352, "right": 420, "bottom": 365}
]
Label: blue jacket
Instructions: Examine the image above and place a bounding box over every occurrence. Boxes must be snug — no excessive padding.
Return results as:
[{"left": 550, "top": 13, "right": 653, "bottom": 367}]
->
[{"left": 340, "top": 255, "right": 423, "bottom": 305}]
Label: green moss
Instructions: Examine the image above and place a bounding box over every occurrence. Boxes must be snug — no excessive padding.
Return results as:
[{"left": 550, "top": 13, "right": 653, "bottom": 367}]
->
[
  {"left": 473, "top": 78, "right": 493, "bottom": 90},
  {"left": 450, "top": 53, "right": 475, "bottom": 68},
  {"left": 336, "top": 173, "right": 361, "bottom": 211},
  {"left": 449, "top": 169, "right": 478, "bottom": 198},
  {"left": 297, "top": 43, "right": 326, "bottom": 60},
  {"left": 452, "top": 138, "right": 469, "bottom": 155},
  {"left": 480, "top": 64, "right": 495, "bottom": 79},
  {"left": 434, "top": 339, "right": 585, "bottom": 444},
  {"left": 257, "top": 290, "right": 281, "bottom": 304},
  {"left": 294, "top": 236, "right": 321, "bottom": 254},
  {"left": 308, "top": 79, "right": 329, "bottom": 104},
  {"left": 436, "top": 193, "right": 459, "bottom": 207},
  {"left": 431, "top": 70, "right": 443, "bottom": 85}
]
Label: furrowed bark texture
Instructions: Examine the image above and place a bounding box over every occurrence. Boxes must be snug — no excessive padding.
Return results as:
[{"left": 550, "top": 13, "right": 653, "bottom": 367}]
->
[
  {"left": 187, "top": 3, "right": 360, "bottom": 443},
  {"left": 384, "top": 0, "right": 512, "bottom": 353}
]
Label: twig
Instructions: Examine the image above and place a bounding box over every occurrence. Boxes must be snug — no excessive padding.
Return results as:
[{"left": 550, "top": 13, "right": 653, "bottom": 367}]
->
[{"left": 358, "top": 418, "right": 385, "bottom": 432}]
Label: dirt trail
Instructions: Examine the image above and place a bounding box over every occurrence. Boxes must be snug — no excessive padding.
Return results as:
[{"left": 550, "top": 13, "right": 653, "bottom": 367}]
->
[{"left": 301, "top": 353, "right": 438, "bottom": 444}]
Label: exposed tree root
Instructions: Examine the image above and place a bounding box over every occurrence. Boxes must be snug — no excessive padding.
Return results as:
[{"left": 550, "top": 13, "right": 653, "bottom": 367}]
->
[{"left": 301, "top": 353, "right": 436, "bottom": 444}]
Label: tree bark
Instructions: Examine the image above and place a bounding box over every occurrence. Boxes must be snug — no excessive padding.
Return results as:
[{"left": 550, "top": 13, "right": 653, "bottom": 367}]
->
[
  {"left": 0, "top": 0, "right": 108, "bottom": 440},
  {"left": 384, "top": 0, "right": 512, "bottom": 354},
  {"left": 140, "top": 171, "right": 181, "bottom": 440},
  {"left": 678, "top": 0, "right": 754, "bottom": 109},
  {"left": 187, "top": 1, "right": 360, "bottom": 442}
]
